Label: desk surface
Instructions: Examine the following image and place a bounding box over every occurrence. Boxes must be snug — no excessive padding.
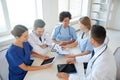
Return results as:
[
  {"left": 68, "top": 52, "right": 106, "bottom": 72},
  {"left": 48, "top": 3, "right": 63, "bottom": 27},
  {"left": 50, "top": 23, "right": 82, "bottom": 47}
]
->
[{"left": 24, "top": 47, "right": 85, "bottom": 80}]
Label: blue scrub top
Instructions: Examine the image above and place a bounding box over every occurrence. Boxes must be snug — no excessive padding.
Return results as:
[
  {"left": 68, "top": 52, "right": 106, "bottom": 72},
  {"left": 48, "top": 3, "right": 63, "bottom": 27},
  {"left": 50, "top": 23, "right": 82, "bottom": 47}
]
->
[
  {"left": 51, "top": 24, "right": 77, "bottom": 41},
  {"left": 77, "top": 30, "right": 93, "bottom": 53},
  {"left": 6, "top": 42, "right": 33, "bottom": 80}
]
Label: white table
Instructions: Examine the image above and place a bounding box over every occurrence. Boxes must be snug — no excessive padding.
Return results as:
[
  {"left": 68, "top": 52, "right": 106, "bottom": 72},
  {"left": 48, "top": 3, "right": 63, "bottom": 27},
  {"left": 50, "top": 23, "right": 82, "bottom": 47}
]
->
[{"left": 24, "top": 47, "right": 85, "bottom": 80}]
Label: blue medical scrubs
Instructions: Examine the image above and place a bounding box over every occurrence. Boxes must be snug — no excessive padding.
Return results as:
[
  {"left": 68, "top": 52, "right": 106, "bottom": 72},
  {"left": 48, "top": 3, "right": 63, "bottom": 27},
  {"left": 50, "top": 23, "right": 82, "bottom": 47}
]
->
[
  {"left": 6, "top": 42, "right": 33, "bottom": 80},
  {"left": 51, "top": 24, "right": 77, "bottom": 41},
  {"left": 77, "top": 30, "right": 93, "bottom": 53}
]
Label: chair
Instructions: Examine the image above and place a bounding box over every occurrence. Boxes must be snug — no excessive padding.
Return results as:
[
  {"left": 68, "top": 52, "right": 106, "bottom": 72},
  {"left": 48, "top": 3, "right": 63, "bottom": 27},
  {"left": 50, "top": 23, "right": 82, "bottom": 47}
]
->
[
  {"left": 114, "top": 47, "right": 120, "bottom": 80},
  {"left": 0, "top": 48, "right": 9, "bottom": 80}
]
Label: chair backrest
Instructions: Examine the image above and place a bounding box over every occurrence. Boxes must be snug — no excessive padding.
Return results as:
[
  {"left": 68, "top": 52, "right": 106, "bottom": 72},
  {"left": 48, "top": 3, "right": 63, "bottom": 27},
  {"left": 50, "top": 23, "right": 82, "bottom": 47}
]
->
[
  {"left": 0, "top": 48, "right": 9, "bottom": 80},
  {"left": 114, "top": 47, "right": 120, "bottom": 80}
]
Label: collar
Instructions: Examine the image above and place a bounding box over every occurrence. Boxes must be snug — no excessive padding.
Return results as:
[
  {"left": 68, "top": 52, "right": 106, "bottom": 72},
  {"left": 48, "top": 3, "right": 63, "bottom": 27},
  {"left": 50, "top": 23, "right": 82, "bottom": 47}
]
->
[
  {"left": 94, "top": 43, "right": 105, "bottom": 55},
  {"left": 32, "top": 30, "right": 43, "bottom": 38}
]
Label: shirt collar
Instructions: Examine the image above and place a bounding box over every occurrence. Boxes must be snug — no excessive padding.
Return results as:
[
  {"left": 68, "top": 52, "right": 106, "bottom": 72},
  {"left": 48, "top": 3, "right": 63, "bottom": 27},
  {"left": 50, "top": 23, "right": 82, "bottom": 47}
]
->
[{"left": 94, "top": 43, "right": 105, "bottom": 54}]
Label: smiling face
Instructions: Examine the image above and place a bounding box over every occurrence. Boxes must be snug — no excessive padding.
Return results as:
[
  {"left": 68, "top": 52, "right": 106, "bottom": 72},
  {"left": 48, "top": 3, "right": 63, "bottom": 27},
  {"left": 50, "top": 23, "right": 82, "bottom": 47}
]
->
[
  {"left": 34, "top": 27, "right": 44, "bottom": 37},
  {"left": 16, "top": 31, "right": 29, "bottom": 42},
  {"left": 62, "top": 17, "right": 70, "bottom": 27}
]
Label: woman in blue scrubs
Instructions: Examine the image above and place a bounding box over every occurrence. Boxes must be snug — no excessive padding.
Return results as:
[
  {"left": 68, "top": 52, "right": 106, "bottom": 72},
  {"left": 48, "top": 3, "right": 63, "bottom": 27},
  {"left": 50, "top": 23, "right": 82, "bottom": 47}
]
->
[
  {"left": 51, "top": 11, "right": 77, "bottom": 46},
  {"left": 6, "top": 25, "right": 52, "bottom": 80},
  {"left": 62, "top": 16, "right": 93, "bottom": 60}
]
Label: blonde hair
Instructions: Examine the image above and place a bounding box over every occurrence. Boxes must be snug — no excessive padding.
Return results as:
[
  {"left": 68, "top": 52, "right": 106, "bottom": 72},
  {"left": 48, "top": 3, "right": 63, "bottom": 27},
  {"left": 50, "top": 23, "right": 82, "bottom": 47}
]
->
[{"left": 79, "top": 16, "right": 91, "bottom": 30}]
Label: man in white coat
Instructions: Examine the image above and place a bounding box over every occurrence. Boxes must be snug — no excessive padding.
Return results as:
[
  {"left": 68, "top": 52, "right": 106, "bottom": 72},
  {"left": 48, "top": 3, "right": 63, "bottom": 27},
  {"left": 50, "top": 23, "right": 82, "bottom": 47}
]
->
[
  {"left": 28, "top": 19, "right": 51, "bottom": 59},
  {"left": 57, "top": 25, "right": 116, "bottom": 80}
]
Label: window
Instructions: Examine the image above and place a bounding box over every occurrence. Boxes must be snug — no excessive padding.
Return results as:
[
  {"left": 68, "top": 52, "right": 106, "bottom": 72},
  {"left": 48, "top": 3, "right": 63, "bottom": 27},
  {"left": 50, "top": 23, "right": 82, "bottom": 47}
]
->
[
  {"left": 0, "top": 2, "right": 7, "bottom": 33},
  {"left": 6, "top": 0, "right": 36, "bottom": 28},
  {"left": 69, "top": 0, "right": 82, "bottom": 18},
  {"left": 58, "top": 0, "right": 89, "bottom": 18},
  {"left": 0, "top": 0, "right": 43, "bottom": 36}
]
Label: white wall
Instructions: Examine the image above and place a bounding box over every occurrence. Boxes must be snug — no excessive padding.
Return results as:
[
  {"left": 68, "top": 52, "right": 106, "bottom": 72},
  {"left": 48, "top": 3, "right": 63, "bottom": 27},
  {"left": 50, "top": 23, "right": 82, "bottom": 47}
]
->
[
  {"left": 42, "top": 0, "right": 59, "bottom": 34},
  {"left": 108, "top": 0, "right": 120, "bottom": 30}
]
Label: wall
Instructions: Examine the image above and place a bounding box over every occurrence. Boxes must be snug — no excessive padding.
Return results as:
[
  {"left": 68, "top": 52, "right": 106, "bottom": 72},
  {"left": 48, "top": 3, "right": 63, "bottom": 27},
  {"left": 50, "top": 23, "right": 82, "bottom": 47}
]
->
[
  {"left": 42, "top": 0, "right": 59, "bottom": 34},
  {"left": 108, "top": 0, "right": 120, "bottom": 30}
]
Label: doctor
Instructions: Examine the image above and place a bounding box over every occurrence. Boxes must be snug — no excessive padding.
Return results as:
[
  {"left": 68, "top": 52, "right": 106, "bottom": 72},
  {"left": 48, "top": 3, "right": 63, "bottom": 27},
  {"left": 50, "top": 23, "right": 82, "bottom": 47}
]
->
[
  {"left": 63, "top": 16, "right": 93, "bottom": 63},
  {"left": 51, "top": 11, "right": 77, "bottom": 46},
  {"left": 6, "top": 25, "right": 52, "bottom": 80},
  {"left": 28, "top": 19, "right": 51, "bottom": 59},
  {"left": 57, "top": 25, "right": 116, "bottom": 80}
]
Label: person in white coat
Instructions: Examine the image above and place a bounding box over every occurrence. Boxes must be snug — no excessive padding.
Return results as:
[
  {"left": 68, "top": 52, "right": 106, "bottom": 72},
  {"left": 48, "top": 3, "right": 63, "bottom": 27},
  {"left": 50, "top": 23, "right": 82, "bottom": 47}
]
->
[
  {"left": 57, "top": 25, "right": 116, "bottom": 80},
  {"left": 28, "top": 19, "right": 51, "bottom": 59}
]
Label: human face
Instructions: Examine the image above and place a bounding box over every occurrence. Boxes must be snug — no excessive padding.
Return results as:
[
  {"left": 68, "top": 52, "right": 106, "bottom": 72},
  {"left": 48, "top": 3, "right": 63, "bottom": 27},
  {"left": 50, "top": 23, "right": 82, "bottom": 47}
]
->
[
  {"left": 89, "top": 33, "right": 95, "bottom": 46},
  {"left": 79, "top": 22, "right": 88, "bottom": 31},
  {"left": 16, "top": 31, "right": 29, "bottom": 42},
  {"left": 35, "top": 27, "right": 44, "bottom": 37},
  {"left": 62, "top": 17, "right": 70, "bottom": 27}
]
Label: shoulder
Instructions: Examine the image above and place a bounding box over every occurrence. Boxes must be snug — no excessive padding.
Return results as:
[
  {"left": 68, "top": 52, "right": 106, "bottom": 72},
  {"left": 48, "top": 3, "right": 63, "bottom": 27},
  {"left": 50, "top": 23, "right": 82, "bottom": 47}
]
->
[
  {"left": 29, "top": 31, "right": 36, "bottom": 37},
  {"left": 54, "top": 24, "right": 61, "bottom": 29},
  {"left": 6, "top": 45, "right": 19, "bottom": 57},
  {"left": 69, "top": 26, "right": 75, "bottom": 31},
  {"left": 78, "top": 30, "right": 84, "bottom": 36},
  {"left": 23, "top": 42, "right": 31, "bottom": 46}
]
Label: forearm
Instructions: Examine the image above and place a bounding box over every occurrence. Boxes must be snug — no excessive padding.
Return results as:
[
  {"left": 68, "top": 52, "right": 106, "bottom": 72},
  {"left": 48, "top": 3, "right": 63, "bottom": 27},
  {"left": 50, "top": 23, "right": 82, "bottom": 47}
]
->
[
  {"left": 66, "top": 41, "right": 78, "bottom": 48},
  {"left": 66, "top": 40, "right": 75, "bottom": 44},
  {"left": 23, "top": 66, "right": 44, "bottom": 71},
  {"left": 60, "top": 78, "right": 69, "bottom": 80},
  {"left": 31, "top": 51, "right": 44, "bottom": 59},
  {"left": 74, "top": 50, "right": 90, "bottom": 57},
  {"left": 19, "top": 63, "right": 49, "bottom": 71},
  {"left": 52, "top": 39, "right": 60, "bottom": 44}
]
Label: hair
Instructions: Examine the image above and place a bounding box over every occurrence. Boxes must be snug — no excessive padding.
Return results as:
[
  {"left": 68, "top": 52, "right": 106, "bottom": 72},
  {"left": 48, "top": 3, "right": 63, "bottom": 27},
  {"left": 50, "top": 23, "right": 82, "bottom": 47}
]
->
[
  {"left": 34, "top": 19, "right": 45, "bottom": 30},
  {"left": 59, "top": 11, "right": 71, "bottom": 22},
  {"left": 91, "top": 25, "right": 106, "bottom": 44},
  {"left": 79, "top": 16, "right": 91, "bottom": 30},
  {"left": 11, "top": 25, "right": 28, "bottom": 37}
]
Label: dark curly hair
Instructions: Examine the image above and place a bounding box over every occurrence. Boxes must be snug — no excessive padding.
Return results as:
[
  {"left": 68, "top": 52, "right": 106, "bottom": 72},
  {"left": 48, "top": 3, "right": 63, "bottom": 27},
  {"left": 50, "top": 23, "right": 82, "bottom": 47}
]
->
[{"left": 59, "top": 11, "right": 71, "bottom": 22}]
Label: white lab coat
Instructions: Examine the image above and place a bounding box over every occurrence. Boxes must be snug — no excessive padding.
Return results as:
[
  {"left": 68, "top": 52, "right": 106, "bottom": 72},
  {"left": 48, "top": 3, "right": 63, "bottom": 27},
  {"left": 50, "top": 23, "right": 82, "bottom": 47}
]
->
[
  {"left": 28, "top": 31, "right": 52, "bottom": 55},
  {"left": 85, "top": 44, "right": 116, "bottom": 80}
]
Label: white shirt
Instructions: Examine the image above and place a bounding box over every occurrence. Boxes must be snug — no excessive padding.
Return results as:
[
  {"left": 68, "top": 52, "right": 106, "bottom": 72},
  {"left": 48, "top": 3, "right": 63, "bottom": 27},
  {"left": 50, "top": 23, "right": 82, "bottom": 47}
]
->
[
  {"left": 85, "top": 44, "right": 116, "bottom": 80},
  {"left": 28, "top": 31, "right": 52, "bottom": 55}
]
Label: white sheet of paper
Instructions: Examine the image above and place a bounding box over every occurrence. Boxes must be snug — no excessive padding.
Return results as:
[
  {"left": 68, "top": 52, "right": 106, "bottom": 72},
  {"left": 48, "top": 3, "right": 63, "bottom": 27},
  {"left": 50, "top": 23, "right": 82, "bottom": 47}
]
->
[{"left": 54, "top": 44, "right": 69, "bottom": 55}]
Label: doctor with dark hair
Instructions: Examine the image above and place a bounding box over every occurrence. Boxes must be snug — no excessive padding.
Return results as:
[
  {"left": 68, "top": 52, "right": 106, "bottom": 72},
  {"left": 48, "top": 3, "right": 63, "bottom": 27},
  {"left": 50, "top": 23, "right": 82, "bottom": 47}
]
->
[
  {"left": 51, "top": 11, "right": 77, "bottom": 46},
  {"left": 57, "top": 25, "right": 116, "bottom": 80}
]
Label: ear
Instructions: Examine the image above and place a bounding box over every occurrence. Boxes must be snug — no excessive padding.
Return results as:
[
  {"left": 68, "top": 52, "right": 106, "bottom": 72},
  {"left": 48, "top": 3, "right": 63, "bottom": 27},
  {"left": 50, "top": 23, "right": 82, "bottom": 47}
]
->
[
  {"left": 89, "top": 37, "right": 95, "bottom": 44},
  {"left": 15, "top": 36, "right": 20, "bottom": 40}
]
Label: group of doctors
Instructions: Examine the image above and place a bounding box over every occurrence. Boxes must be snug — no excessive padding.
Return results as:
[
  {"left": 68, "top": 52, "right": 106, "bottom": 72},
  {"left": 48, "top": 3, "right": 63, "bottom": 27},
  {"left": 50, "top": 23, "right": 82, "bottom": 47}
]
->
[{"left": 5, "top": 11, "right": 116, "bottom": 80}]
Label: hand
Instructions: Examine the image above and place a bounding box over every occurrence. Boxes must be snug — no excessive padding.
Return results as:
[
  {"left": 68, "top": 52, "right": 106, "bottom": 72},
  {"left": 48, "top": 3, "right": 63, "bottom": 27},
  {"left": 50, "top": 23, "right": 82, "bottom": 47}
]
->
[
  {"left": 41, "top": 63, "right": 52, "bottom": 69},
  {"left": 66, "top": 58, "right": 76, "bottom": 64},
  {"left": 65, "top": 54, "right": 75, "bottom": 58},
  {"left": 57, "top": 72, "right": 69, "bottom": 80},
  {"left": 40, "top": 44, "right": 47, "bottom": 49},
  {"left": 59, "top": 42, "right": 67, "bottom": 46}
]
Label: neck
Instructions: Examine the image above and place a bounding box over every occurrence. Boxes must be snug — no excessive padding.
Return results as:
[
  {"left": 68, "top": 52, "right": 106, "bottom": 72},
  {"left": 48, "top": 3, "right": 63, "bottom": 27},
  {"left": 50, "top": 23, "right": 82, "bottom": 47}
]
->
[
  {"left": 84, "top": 29, "right": 89, "bottom": 33},
  {"left": 62, "top": 24, "right": 68, "bottom": 28},
  {"left": 14, "top": 40, "right": 23, "bottom": 47},
  {"left": 93, "top": 43, "right": 102, "bottom": 48}
]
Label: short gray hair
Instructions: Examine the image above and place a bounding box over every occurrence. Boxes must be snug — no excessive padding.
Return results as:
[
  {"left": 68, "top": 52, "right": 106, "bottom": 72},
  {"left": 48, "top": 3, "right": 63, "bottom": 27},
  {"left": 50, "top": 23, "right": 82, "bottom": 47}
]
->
[{"left": 34, "top": 19, "right": 45, "bottom": 29}]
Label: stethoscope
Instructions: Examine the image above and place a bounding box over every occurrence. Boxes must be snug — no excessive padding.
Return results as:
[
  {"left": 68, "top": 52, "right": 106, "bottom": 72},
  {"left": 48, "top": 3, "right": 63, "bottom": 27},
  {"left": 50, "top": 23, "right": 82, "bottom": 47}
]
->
[
  {"left": 91, "top": 45, "right": 107, "bottom": 69},
  {"left": 57, "top": 24, "right": 71, "bottom": 36}
]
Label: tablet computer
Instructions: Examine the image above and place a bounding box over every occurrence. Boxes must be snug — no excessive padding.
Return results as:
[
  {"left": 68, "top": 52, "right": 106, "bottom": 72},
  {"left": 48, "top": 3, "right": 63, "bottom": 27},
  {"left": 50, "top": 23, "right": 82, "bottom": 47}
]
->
[
  {"left": 57, "top": 64, "right": 77, "bottom": 74},
  {"left": 41, "top": 57, "right": 55, "bottom": 65}
]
